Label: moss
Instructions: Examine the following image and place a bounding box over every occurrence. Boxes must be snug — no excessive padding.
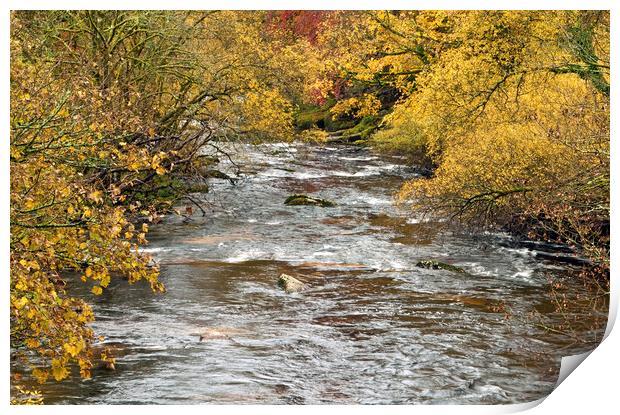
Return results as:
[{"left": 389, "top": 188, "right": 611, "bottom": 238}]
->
[
  {"left": 325, "top": 115, "right": 380, "bottom": 143},
  {"left": 185, "top": 182, "right": 209, "bottom": 193},
  {"left": 156, "top": 187, "right": 175, "bottom": 199},
  {"left": 296, "top": 109, "right": 329, "bottom": 130},
  {"left": 323, "top": 114, "right": 357, "bottom": 132},
  {"left": 349, "top": 115, "right": 379, "bottom": 135},
  {"left": 295, "top": 100, "right": 357, "bottom": 132},
  {"left": 415, "top": 260, "right": 466, "bottom": 273},
  {"left": 284, "top": 194, "right": 336, "bottom": 207},
  {"left": 295, "top": 104, "right": 382, "bottom": 139}
]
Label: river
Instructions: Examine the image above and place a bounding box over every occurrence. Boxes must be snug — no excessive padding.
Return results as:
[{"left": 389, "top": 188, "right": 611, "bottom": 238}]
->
[{"left": 35, "top": 142, "right": 606, "bottom": 404}]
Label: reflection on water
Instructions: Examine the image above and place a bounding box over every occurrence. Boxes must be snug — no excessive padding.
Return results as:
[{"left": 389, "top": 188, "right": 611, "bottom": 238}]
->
[{"left": 26, "top": 143, "right": 606, "bottom": 404}]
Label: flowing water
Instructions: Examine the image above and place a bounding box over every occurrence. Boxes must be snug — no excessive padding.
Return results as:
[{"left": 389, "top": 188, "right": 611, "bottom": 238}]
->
[{"left": 29, "top": 143, "right": 606, "bottom": 404}]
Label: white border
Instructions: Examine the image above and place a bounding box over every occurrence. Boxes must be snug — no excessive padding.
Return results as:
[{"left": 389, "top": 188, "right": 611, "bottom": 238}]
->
[{"left": 2, "top": 1, "right": 617, "bottom": 414}]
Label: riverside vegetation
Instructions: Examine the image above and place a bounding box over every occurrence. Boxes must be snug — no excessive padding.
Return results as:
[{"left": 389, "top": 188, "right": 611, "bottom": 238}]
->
[{"left": 10, "top": 11, "right": 609, "bottom": 403}]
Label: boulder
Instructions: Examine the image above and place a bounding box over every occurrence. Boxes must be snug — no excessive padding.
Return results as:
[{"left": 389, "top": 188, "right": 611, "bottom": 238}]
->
[
  {"left": 278, "top": 273, "right": 306, "bottom": 293},
  {"left": 416, "top": 260, "right": 466, "bottom": 274},
  {"left": 204, "top": 169, "right": 238, "bottom": 184},
  {"left": 185, "top": 181, "right": 210, "bottom": 193},
  {"left": 194, "top": 327, "right": 247, "bottom": 341},
  {"left": 284, "top": 194, "right": 335, "bottom": 207}
]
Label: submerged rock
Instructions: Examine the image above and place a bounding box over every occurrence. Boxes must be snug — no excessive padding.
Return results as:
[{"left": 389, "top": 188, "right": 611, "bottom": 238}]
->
[
  {"left": 534, "top": 251, "right": 591, "bottom": 266},
  {"left": 274, "top": 166, "right": 296, "bottom": 173},
  {"left": 185, "top": 181, "right": 210, "bottom": 193},
  {"left": 195, "top": 327, "right": 246, "bottom": 341},
  {"left": 278, "top": 273, "right": 306, "bottom": 293},
  {"left": 204, "top": 169, "right": 238, "bottom": 184},
  {"left": 284, "top": 194, "right": 335, "bottom": 207},
  {"left": 416, "top": 260, "right": 466, "bottom": 274}
]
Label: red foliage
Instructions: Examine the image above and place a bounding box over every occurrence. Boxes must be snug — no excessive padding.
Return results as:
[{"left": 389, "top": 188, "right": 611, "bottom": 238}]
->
[
  {"left": 309, "top": 87, "right": 327, "bottom": 106},
  {"left": 265, "top": 11, "right": 346, "bottom": 105},
  {"left": 332, "top": 78, "right": 345, "bottom": 100},
  {"left": 266, "top": 11, "right": 327, "bottom": 45}
]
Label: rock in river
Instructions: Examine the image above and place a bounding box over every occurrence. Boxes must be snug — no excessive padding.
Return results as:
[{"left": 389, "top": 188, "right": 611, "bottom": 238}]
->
[
  {"left": 196, "top": 327, "right": 246, "bottom": 341},
  {"left": 416, "top": 259, "right": 466, "bottom": 274},
  {"left": 278, "top": 273, "right": 306, "bottom": 293},
  {"left": 284, "top": 194, "right": 335, "bottom": 207}
]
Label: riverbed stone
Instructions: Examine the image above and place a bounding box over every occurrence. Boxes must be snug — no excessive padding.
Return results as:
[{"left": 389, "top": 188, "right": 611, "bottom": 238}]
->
[
  {"left": 416, "top": 259, "right": 466, "bottom": 273},
  {"left": 196, "top": 327, "right": 246, "bottom": 341},
  {"left": 284, "top": 194, "right": 335, "bottom": 207},
  {"left": 278, "top": 273, "right": 306, "bottom": 293}
]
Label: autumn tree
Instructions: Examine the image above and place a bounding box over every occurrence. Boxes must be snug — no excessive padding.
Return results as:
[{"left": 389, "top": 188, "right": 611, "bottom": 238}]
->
[
  {"left": 10, "top": 10, "right": 306, "bottom": 399},
  {"left": 385, "top": 11, "right": 609, "bottom": 271}
]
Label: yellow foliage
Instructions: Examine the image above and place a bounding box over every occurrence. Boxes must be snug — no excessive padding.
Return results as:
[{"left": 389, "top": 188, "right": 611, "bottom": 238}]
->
[
  {"left": 51, "top": 359, "right": 69, "bottom": 382},
  {"left": 380, "top": 11, "right": 609, "bottom": 265},
  {"left": 239, "top": 87, "right": 294, "bottom": 141},
  {"left": 299, "top": 127, "right": 330, "bottom": 143},
  {"left": 330, "top": 94, "right": 381, "bottom": 119},
  {"left": 309, "top": 10, "right": 607, "bottom": 267},
  {"left": 11, "top": 386, "right": 44, "bottom": 405}
]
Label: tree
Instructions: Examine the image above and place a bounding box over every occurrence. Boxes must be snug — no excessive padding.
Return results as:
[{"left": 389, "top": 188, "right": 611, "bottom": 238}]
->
[
  {"left": 10, "top": 10, "right": 305, "bottom": 397},
  {"left": 387, "top": 11, "right": 609, "bottom": 274}
]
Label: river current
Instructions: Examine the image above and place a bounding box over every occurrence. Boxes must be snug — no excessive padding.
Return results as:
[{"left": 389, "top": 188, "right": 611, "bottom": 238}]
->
[{"left": 36, "top": 142, "right": 606, "bottom": 404}]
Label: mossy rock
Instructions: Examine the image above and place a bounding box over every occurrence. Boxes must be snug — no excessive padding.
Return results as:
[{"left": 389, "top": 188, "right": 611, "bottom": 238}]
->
[
  {"left": 203, "top": 169, "right": 238, "bottom": 184},
  {"left": 295, "top": 100, "right": 357, "bottom": 132},
  {"left": 416, "top": 260, "right": 466, "bottom": 274},
  {"left": 324, "top": 115, "right": 381, "bottom": 143},
  {"left": 295, "top": 108, "right": 331, "bottom": 130},
  {"left": 156, "top": 187, "right": 175, "bottom": 199},
  {"left": 193, "top": 155, "right": 220, "bottom": 176},
  {"left": 185, "top": 182, "right": 210, "bottom": 193},
  {"left": 284, "top": 194, "right": 335, "bottom": 207},
  {"left": 278, "top": 273, "right": 306, "bottom": 293},
  {"left": 323, "top": 114, "right": 357, "bottom": 132}
]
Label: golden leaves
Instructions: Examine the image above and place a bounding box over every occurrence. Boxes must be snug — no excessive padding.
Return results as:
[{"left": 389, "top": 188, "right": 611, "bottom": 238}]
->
[
  {"left": 51, "top": 358, "right": 69, "bottom": 381},
  {"left": 82, "top": 207, "right": 92, "bottom": 218},
  {"left": 78, "top": 358, "right": 92, "bottom": 379},
  {"left": 128, "top": 161, "right": 141, "bottom": 172},
  {"left": 377, "top": 11, "right": 609, "bottom": 235},
  {"left": 239, "top": 87, "right": 295, "bottom": 141},
  {"left": 63, "top": 340, "right": 84, "bottom": 357},
  {"left": 25, "top": 338, "right": 40, "bottom": 348},
  {"left": 330, "top": 94, "right": 381, "bottom": 119},
  {"left": 10, "top": 385, "right": 44, "bottom": 405},
  {"left": 87, "top": 190, "right": 103, "bottom": 204},
  {"left": 31, "top": 368, "right": 49, "bottom": 384},
  {"left": 13, "top": 296, "right": 29, "bottom": 310},
  {"left": 100, "top": 273, "right": 110, "bottom": 288}
]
